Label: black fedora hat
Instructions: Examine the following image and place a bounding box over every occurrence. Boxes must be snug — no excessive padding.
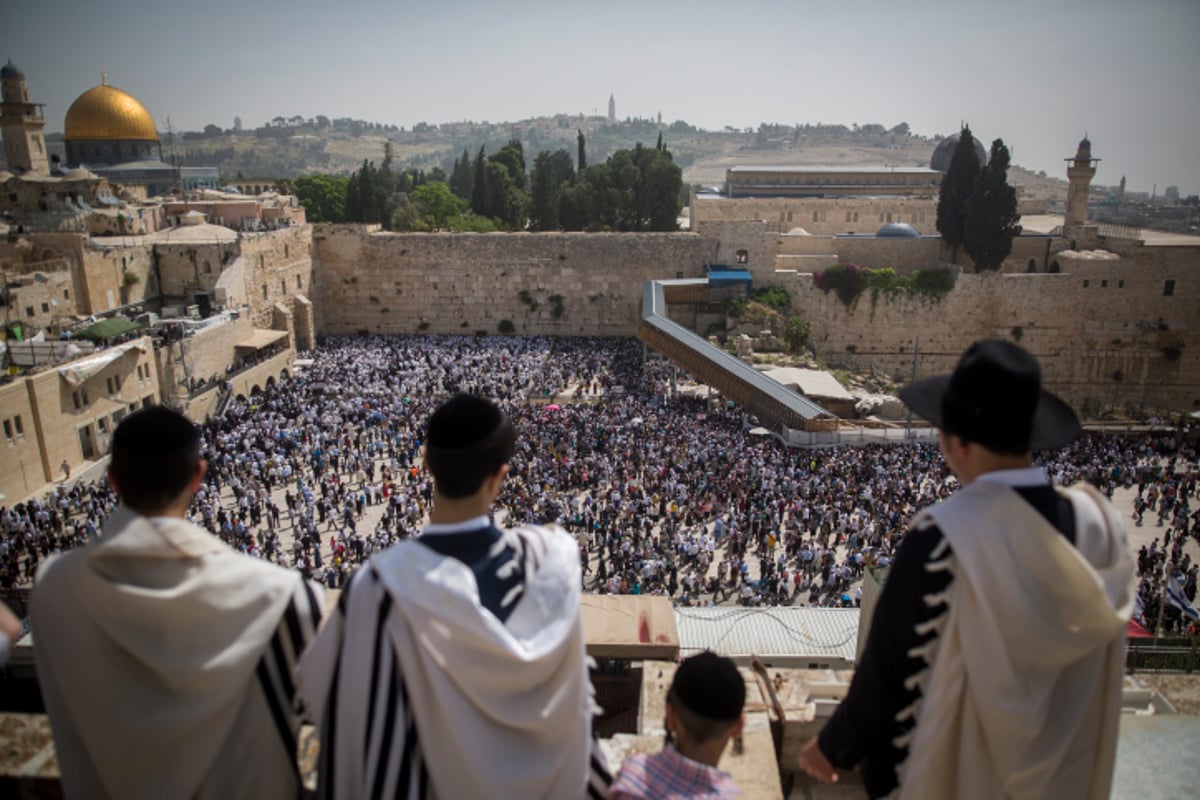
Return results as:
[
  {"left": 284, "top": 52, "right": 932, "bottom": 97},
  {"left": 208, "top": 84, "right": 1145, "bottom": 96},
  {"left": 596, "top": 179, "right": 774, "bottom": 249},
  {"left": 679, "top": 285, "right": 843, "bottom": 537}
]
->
[{"left": 898, "top": 339, "right": 1080, "bottom": 452}]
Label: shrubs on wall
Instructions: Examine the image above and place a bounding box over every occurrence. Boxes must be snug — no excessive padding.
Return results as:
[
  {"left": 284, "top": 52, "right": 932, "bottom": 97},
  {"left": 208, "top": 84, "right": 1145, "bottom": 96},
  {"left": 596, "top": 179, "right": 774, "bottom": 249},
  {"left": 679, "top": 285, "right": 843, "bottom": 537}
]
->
[
  {"left": 498, "top": 319, "right": 515, "bottom": 333},
  {"left": 814, "top": 263, "right": 957, "bottom": 307}
]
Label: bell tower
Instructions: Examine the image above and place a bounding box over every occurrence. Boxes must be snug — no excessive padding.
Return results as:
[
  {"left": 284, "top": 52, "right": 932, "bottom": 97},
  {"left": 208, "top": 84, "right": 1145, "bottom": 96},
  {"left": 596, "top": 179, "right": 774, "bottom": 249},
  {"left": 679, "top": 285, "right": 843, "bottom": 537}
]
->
[
  {"left": 1064, "top": 134, "right": 1099, "bottom": 230},
  {"left": 0, "top": 60, "right": 49, "bottom": 175}
]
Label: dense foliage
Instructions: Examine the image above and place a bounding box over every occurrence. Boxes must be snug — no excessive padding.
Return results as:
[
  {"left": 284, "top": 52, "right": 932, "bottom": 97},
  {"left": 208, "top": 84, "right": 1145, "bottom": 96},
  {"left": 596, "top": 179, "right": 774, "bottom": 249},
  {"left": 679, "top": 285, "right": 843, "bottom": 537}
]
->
[
  {"left": 962, "top": 139, "right": 1023, "bottom": 271},
  {"left": 935, "top": 126, "right": 983, "bottom": 261},
  {"left": 750, "top": 285, "right": 792, "bottom": 311},
  {"left": 814, "top": 263, "right": 957, "bottom": 307},
  {"left": 784, "top": 315, "right": 812, "bottom": 352}
]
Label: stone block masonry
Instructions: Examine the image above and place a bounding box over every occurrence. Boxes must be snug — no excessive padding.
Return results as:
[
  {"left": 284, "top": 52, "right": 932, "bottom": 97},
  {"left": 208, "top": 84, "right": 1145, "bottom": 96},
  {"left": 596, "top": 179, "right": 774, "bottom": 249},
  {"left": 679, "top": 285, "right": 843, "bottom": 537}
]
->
[{"left": 313, "top": 229, "right": 715, "bottom": 337}]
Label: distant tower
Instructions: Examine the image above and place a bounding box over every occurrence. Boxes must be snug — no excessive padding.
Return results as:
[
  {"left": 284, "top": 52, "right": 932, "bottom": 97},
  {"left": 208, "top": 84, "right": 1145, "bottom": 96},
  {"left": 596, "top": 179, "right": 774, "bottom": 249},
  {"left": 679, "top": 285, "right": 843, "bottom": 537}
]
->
[
  {"left": 0, "top": 59, "right": 49, "bottom": 175},
  {"left": 233, "top": 115, "right": 243, "bottom": 133},
  {"left": 657, "top": 111, "right": 662, "bottom": 127},
  {"left": 1064, "top": 134, "right": 1099, "bottom": 229},
  {"left": 608, "top": 93, "right": 615, "bottom": 124},
  {"left": 1118, "top": 175, "right": 1126, "bottom": 202}
]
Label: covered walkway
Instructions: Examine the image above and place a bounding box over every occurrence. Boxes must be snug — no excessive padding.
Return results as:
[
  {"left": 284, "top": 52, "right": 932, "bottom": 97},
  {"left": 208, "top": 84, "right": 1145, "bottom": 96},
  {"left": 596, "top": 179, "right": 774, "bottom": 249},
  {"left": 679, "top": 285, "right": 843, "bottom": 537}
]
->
[{"left": 636, "top": 279, "right": 835, "bottom": 432}]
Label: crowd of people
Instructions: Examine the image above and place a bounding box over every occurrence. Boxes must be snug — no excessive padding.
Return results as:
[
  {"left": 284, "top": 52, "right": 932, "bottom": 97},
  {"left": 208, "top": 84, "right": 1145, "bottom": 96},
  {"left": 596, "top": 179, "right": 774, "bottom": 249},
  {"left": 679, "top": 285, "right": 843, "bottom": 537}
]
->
[{"left": 2, "top": 335, "right": 1197, "bottom": 628}]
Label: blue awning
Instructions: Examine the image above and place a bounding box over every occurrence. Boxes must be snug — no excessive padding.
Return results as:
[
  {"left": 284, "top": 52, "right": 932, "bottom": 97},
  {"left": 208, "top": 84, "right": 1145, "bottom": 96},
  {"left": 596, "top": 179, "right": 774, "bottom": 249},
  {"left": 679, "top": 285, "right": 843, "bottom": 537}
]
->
[{"left": 707, "top": 268, "right": 752, "bottom": 287}]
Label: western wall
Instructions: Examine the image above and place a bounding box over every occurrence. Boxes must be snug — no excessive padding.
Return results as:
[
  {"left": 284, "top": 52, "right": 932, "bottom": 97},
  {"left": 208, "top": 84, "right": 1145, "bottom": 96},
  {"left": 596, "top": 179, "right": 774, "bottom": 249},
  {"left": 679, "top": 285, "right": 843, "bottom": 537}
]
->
[
  {"left": 312, "top": 228, "right": 716, "bottom": 336},
  {"left": 312, "top": 226, "right": 1197, "bottom": 412}
]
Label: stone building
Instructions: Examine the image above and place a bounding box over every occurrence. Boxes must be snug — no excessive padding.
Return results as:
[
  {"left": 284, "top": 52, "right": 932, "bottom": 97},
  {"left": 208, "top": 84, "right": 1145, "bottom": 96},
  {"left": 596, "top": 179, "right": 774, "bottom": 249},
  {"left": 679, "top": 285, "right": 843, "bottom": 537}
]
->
[{"left": 0, "top": 60, "right": 49, "bottom": 176}]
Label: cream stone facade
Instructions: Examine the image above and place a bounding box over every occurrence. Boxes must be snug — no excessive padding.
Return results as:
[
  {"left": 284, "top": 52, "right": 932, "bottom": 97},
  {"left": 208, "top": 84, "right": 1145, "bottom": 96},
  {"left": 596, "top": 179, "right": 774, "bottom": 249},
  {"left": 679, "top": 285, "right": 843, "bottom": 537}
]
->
[{"left": 0, "top": 336, "right": 159, "bottom": 501}]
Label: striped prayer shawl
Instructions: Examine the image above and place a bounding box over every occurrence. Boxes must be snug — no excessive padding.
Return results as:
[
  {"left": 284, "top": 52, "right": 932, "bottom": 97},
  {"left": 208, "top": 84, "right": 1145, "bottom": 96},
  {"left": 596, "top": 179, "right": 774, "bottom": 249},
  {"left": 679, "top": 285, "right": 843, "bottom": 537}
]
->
[{"left": 303, "top": 524, "right": 611, "bottom": 800}]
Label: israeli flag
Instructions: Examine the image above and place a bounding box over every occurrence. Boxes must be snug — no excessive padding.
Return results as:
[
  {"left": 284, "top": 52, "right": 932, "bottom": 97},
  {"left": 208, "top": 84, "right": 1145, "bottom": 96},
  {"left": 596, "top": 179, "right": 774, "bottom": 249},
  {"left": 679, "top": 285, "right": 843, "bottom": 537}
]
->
[{"left": 1167, "top": 574, "right": 1199, "bottom": 621}]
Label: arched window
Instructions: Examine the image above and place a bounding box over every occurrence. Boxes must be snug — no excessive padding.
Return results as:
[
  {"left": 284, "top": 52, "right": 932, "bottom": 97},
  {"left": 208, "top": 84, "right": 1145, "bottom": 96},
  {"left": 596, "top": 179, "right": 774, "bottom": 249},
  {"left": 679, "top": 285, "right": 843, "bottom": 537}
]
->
[
  {"left": 735, "top": 249, "right": 749, "bottom": 264},
  {"left": 1027, "top": 259, "right": 1037, "bottom": 273},
  {"left": 1049, "top": 261, "right": 1061, "bottom": 274}
]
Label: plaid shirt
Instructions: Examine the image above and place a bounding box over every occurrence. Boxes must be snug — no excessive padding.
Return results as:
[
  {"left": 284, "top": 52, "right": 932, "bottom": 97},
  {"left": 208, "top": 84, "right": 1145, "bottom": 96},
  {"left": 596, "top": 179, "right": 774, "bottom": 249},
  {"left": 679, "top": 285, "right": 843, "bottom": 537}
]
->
[{"left": 610, "top": 745, "right": 741, "bottom": 799}]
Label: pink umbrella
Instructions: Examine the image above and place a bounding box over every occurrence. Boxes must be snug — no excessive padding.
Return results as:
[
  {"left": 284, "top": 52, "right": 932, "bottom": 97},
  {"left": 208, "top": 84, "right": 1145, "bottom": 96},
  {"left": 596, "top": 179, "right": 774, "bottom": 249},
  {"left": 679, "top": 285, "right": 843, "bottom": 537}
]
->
[{"left": 545, "top": 404, "right": 561, "bottom": 411}]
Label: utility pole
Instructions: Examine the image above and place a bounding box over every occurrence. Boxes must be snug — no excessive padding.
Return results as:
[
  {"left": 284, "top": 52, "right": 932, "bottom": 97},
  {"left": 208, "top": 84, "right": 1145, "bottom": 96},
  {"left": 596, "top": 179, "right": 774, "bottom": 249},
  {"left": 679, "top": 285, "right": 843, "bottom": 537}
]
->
[{"left": 905, "top": 337, "right": 919, "bottom": 439}]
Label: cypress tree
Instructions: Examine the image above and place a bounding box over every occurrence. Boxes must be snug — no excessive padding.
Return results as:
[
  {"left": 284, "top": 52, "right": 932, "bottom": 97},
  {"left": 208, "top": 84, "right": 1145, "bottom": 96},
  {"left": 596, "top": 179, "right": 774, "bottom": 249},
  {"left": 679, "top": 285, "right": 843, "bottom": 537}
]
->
[
  {"left": 936, "top": 126, "right": 982, "bottom": 263},
  {"left": 963, "top": 139, "right": 1023, "bottom": 271},
  {"left": 577, "top": 130, "right": 587, "bottom": 172},
  {"left": 471, "top": 145, "right": 488, "bottom": 216}
]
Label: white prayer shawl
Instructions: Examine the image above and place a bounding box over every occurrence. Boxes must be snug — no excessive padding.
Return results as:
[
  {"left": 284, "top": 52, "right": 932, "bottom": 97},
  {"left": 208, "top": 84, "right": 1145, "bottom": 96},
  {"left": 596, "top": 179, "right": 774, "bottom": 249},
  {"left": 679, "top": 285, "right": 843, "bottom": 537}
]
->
[
  {"left": 302, "top": 523, "right": 592, "bottom": 799},
  {"left": 32, "top": 506, "right": 308, "bottom": 800},
  {"left": 896, "top": 482, "right": 1136, "bottom": 800}
]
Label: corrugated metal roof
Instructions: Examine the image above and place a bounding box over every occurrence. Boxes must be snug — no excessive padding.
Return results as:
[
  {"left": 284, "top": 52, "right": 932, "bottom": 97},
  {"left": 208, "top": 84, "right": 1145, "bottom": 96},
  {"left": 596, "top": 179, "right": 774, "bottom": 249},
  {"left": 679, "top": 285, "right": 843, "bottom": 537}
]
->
[{"left": 674, "top": 606, "right": 859, "bottom": 667}]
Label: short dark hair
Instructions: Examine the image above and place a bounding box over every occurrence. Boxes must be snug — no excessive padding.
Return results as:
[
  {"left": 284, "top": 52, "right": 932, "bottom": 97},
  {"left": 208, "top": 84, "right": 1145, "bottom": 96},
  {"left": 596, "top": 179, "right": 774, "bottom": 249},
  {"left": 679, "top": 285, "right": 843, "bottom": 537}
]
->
[
  {"left": 110, "top": 406, "right": 201, "bottom": 514},
  {"left": 424, "top": 395, "right": 515, "bottom": 499},
  {"left": 667, "top": 651, "right": 745, "bottom": 744}
]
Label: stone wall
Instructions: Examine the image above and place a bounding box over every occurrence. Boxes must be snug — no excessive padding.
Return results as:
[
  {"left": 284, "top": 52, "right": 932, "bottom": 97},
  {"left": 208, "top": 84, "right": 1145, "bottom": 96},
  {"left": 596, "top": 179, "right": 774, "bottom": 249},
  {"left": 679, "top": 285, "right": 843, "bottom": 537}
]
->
[
  {"left": 240, "top": 227, "right": 314, "bottom": 327},
  {"left": 80, "top": 242, "right": 156, "bottom": 313},
  {"left": 313, "top": 229, "right": 715, "bottom": 336},
  {"left": 0, "top": 337, "right": 160, "bottom": 499},
  {"left": 774, "top": 246, "right": 1198, "bottom": 409},
  {"left": 703, "top": 219, "right": 1080, "bottom": 282},
  {"left": 694, "top": 196, "right": 938, "bottom": 236},
  {"left": 0, "top": 379, "right": 44, "bottom": 501},
  {"left": 156, "top": 315, "right": 253, "bottom": 401}
]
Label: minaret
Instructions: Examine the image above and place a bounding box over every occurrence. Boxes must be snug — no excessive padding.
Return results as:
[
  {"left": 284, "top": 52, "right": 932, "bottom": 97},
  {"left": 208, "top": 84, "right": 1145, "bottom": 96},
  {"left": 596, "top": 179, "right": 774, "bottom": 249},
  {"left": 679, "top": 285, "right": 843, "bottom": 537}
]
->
[
  {"left": 1064, "top": 134, "right": 1099, "bottom": 229},
  {"left": 608, "top": 93, "right": 615, "bottom": 124},
  {"left": 0, "top": 59, "right": 49, "bottom": 175}
]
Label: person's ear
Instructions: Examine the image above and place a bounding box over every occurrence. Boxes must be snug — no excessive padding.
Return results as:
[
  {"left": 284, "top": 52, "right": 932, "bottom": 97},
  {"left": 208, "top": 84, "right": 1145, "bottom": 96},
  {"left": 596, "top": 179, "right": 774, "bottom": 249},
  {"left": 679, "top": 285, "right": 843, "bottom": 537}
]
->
[
  {"left": 189, "top": 459, "right": 208, "bottom": 494},
  {"left": 485, "top": 464, "right": 510, "bottom": 497},
  {"left": 107, "top": 465, "right": 120, "bottom": 496},
  {"left": 731, "top": 712, "right": 745, "bottom": 739}
]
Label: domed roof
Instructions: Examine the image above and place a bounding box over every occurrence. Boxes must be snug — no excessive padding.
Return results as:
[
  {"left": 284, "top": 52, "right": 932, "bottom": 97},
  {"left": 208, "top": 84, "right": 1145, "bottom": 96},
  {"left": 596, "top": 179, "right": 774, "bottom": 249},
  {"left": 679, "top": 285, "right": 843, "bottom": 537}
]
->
[
  {"left": 1, "top": 60, "right": 24, "bottom": 80},
  {"left": 876, "top": 222, "right": 921, "bottom": 238},
  {"left": 930, "top": 132, "right": 988, "bottom": 173},
  {"left": 64, "top": 79, "right": 158, "bottom": 141}
]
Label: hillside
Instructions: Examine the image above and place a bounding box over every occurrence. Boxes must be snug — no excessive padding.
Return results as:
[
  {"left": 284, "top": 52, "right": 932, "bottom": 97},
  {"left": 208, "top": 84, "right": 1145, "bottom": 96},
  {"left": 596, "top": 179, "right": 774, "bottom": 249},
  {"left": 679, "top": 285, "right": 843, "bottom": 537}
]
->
[{"left": 166, "top": 118, "right": 1068, "bottom": 203}]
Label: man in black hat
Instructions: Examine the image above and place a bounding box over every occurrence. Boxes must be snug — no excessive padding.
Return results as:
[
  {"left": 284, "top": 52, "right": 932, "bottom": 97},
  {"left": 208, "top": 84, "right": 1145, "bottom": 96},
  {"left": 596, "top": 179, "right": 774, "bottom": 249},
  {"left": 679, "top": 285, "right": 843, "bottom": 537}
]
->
[
  {"left": 301, "top": 394, "right": 610, "bottom": 799},
  {"left": 799, "top": 340, "right": 1135, "bottom": 799},
  {"left": 610, "top": 650, "right": 745, "bottom": 799}
]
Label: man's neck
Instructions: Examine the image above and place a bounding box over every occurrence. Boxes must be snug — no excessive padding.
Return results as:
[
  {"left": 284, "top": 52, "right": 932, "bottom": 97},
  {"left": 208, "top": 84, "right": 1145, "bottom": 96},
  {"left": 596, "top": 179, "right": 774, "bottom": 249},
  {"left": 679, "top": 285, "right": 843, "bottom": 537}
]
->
[{"left": 428, "top": 493, "right": 491, "bottom": 525}]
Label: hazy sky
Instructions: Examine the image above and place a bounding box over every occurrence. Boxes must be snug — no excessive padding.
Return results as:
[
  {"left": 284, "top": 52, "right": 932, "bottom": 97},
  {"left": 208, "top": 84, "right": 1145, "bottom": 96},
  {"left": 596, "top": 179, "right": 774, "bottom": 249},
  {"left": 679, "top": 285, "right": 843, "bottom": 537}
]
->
[{"left": 6, "top": 0, "right": 1198, "bottom": 194}]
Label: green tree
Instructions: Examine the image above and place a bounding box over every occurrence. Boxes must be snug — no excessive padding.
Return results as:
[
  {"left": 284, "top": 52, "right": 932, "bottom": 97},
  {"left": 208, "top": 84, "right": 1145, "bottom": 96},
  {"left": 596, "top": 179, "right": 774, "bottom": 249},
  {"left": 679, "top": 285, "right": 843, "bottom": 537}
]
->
[
  {"left": 963, "top": 139, "right": 1023, "bottom": 272},
  {"left": 784, "top": 315, "right": 812, "bottom": 353},
  {"left": 292, "top": 174, "right": 348, "bottom": 223},
  {"left": 470, "top": 146, "right": 488, "bottom": 217},
  {"left": 489, "top": 139, "right": 527, "bottom": 191},
  {"left": 936, "top": 126, "right": 982, "bottom": 263},
  {"left": 529, "top": 149, "right": 575, "bottom": 231},
  {"left": 577, "top": 130, "right": 587, "bottom": 172},
  {"left": 446, "top": 213, "right": 499, "bottom": 232},
  {"left": 410, "top": 182, "right": 466, "bottom": 229},
  {"left": 450, "top": 148, "right": 473, "bottom": 199}
]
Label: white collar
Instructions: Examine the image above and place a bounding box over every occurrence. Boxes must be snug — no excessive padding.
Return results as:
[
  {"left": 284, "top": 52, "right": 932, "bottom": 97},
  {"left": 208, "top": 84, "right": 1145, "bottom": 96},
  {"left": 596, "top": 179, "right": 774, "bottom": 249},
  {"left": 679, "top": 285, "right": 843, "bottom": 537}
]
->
[
  {"left": 974, "top": 466, "right": 1050, "bottom": 488},
  {"left": 422, "top": 515, "right": 491, "bottom": 536}
]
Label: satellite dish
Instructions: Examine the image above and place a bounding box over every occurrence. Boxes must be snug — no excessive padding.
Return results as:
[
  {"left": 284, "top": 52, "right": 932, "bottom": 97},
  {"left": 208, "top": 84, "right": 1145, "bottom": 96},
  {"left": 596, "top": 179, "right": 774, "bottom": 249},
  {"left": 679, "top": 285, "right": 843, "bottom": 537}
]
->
[{"left": 50, "top": 299, "right": 59, "bottom": 306}]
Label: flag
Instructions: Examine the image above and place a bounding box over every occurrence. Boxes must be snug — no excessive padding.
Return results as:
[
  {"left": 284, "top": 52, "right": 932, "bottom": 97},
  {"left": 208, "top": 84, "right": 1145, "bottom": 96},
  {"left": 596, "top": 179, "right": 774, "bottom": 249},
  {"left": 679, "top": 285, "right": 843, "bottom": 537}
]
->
[
  {"left": 1133, "top": 592, "right": 1147, "bottom": 625},
  {"left": 1167, "top": 574, "right": 1199, "bottom": 621}
]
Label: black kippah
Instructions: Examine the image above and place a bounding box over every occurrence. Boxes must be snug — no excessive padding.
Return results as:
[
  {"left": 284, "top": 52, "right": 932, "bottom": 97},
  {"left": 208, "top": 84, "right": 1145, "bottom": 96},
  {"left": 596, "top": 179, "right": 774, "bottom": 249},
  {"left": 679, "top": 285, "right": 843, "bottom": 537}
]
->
[
  {"left": 113, "top": 406, "right": 199, "bottom": 454},
  {"left": 427, "top": 394, "right": 505, "bottom": 450},
  {"left": 670, "top": 651, "right": 745, "bottom": 722}
]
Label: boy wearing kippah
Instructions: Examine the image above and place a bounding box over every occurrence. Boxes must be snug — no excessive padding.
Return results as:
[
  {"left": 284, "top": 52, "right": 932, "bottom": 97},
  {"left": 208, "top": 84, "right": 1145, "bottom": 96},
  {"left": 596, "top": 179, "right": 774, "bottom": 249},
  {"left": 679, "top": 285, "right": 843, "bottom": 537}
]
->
[{"left": 611, "top": 650, "right": 745, "bottom": 799}]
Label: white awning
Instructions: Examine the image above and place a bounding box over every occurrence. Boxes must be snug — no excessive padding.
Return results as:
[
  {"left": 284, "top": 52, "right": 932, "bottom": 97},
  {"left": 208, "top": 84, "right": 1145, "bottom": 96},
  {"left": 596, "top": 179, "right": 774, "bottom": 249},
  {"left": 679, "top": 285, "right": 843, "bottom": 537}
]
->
[{"left": 58, "top": 341, "right": 146, "bottom": 387}]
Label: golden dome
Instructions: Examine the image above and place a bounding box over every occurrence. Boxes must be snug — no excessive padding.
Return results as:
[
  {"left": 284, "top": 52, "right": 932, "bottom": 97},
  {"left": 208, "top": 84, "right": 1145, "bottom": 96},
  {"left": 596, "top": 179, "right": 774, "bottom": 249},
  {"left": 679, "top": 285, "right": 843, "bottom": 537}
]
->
[{"left": 64, "top": 79, "right": 158, "bottom": 142}]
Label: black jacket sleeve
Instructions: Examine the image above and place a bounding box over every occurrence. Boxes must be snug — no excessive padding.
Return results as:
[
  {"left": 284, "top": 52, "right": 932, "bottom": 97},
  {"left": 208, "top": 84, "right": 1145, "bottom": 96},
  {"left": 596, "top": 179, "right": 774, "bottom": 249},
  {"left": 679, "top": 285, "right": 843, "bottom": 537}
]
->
[{"left": 817, "top": 523, "right": 953, "bottom": 798}]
